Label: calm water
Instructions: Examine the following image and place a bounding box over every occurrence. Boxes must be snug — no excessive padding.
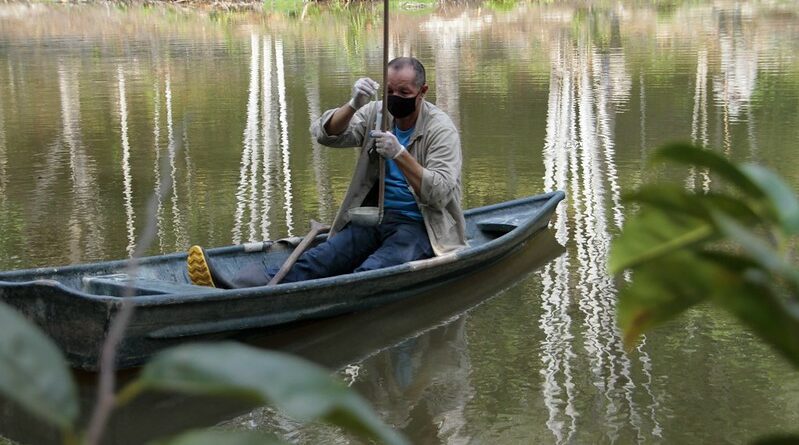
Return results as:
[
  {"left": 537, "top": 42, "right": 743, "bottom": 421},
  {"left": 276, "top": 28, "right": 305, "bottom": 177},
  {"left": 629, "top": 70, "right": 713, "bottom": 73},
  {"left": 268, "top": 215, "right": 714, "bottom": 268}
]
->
[{"left": 1, "top": 1, "right": 799, "bottom": 443}]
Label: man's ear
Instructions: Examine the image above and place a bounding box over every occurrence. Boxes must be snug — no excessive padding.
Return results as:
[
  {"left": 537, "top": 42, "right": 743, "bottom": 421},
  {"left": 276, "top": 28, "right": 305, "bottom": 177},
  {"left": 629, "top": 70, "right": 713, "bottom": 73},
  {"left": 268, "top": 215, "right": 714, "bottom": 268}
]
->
[{"left": 420, "top": 84, "right": 429, "bottom": 96}]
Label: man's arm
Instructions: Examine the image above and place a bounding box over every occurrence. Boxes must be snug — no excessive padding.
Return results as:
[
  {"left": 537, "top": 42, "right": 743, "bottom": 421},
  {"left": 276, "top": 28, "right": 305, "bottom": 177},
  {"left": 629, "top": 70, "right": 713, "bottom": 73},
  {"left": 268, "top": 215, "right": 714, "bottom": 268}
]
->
[
  {"left": 325, "top": 77, "right": 379, "bottom": 136},
  {"left": 413, "top": 125, "right": 461, "bottom": 210},
  {"left": 372, "top": 122, "right": 461, "bottom": 208},
  {"left": 393, "top": 150, "right": 423, "bottom": 195},
  {"left": 323, "top": 103, "right": 358, "bottom": 136}
]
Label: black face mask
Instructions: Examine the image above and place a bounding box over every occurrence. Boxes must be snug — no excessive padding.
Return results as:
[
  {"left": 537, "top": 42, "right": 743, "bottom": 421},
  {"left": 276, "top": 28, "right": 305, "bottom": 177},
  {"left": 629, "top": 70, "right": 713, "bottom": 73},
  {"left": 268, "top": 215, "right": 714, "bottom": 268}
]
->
[{"left": 387, "top": 93, "right": 420, "bottom": 119}]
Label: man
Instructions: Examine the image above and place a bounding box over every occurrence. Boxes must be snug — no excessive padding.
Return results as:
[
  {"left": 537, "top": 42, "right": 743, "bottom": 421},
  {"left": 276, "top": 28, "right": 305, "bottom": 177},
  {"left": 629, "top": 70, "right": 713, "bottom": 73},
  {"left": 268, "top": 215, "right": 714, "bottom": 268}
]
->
[{"left": 188, "top": 57, "right": 466, "bottom": 288}]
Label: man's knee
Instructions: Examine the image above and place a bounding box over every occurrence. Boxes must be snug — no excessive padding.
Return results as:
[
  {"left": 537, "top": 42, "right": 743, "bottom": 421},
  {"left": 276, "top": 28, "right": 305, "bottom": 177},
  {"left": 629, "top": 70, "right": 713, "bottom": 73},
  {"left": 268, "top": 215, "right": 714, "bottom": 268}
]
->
[
  {"left": 354, "top": 227, "right": 432, "bottom": 272},
  {"left": 275, "top": 225, "right": 380, "bottom": 282},
  {"left": 232, "top": 262, "right": 273, "bottom": 287}
]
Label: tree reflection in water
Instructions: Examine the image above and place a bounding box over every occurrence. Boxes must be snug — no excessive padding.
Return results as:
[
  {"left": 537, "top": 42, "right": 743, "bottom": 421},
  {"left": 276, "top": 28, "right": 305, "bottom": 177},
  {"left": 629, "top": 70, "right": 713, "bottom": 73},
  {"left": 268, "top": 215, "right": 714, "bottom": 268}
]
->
[
  {"left": 0, "top": 1, "right": 797, "bottom": 443},
  {"left": 538, "top": 18, "right": 662, "bottom": 442}
]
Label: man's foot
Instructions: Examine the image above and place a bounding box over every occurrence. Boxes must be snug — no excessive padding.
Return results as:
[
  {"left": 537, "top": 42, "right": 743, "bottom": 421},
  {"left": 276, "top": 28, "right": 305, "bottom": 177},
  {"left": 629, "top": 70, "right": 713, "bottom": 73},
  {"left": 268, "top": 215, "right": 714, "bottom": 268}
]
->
[{"left": 187, "top": 245, "right": 216, "bottom": 287}]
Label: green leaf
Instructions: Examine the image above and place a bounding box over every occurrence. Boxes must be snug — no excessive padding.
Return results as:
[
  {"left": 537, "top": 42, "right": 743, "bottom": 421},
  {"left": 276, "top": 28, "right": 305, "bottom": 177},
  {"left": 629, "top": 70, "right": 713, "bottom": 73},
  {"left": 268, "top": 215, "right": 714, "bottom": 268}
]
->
[
  {"left": 701, "top": 255, "right": 799, "bottom": 369},
  {"left": 624, "top": 184, "right": 761, "bottom": 224},
  {"left": 148, "top": 429, "right": 286, "bottom": 445},
  {"left": 0, "top": 302, "right": 78, "bottom": 430},
  {"left": 609, "top": 207, "right": 714, "bottom": 274},
  {"left": 650, "top": 143, "right": 764, "bottom": 198},
  {"left": 616, "top": 251, "right": 716, "bottom": 347},
  {"left": 124, "top": 343, "right": 408, "bottom": 445},
  {"left": 618, "top": 248, "right": 799, "bottom": 366},
  {"left": 740, "top": 163, "right": 799, "bottom": 234},
  {"left": 712, "top": 212, "right": 799, "bottom": 290}
]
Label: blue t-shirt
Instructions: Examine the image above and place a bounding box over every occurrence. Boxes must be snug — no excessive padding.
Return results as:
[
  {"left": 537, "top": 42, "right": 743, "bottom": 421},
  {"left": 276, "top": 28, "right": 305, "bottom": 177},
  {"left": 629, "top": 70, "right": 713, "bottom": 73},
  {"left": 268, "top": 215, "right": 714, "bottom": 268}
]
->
[{"left": 384, "top": 125, "right": 423, "bottom": 220}]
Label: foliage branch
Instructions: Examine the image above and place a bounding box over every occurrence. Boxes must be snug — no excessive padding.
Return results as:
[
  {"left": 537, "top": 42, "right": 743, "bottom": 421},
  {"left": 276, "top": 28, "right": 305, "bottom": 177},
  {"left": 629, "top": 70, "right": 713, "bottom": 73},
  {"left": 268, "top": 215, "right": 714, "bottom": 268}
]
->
[
  {"left": 0, "top": 300, "right": 407, "bottom": 445},
  {"left": 610, "top": 143, "right": 799, "bottom": 368}
]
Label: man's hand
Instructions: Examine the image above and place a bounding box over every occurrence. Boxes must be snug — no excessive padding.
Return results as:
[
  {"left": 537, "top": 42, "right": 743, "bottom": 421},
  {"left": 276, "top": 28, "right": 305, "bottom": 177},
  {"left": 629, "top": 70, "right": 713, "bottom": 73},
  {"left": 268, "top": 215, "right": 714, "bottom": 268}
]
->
[
  {"left": 371, "top": 130, "right": 406, "bottom": 160},
  {"left": 349, "top": 78, "right": 379, "bottom": 111}
]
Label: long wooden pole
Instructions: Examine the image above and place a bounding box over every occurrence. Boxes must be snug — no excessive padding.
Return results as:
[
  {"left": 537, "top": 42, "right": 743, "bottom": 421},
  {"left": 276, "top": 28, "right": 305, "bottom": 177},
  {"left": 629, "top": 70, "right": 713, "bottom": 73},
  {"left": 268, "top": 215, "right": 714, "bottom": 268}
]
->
[
  {"left": 377, "top": 0, "right": 389, "bottom": 223},
  {"left": 272, "top": 5, "right": 389, "bottom": 285},
  {"left": 381, "top": 0, "right": 389, "bottom": 131}
]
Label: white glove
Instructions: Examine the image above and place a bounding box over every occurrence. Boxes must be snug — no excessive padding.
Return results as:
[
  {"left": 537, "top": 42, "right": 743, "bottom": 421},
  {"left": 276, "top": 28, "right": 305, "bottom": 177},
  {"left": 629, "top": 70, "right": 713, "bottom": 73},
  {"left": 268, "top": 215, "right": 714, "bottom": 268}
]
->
[
  {"left": 371, "top": 130, "right": 406, "bottom": 160},
  {"left": 348, "top": 78, "right": 379, "bottom": 111}
]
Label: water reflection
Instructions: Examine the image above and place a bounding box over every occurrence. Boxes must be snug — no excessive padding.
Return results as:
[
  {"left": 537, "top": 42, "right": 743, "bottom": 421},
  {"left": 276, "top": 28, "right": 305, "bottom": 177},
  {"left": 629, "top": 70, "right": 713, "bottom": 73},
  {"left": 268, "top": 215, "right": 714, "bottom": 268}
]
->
[
  {"left": 639, "top": 72, "right": 646, "bottom": 158},
  {"left": 165, "top": 73, "right": 189, "bottom": 250},
  {"left": 303, "top": 44, "right": 334, "bottom": 220},
  {"left": 539, "top": 28, "right": 660, "bottom": 442},
  {"left": 1, "top": 2, "right": 799, "bottom": 443},
  {"left": 261, "top": 35, "right": 277, "bottom": 240},
  {"left": 540, "top": 37, "right": 578, "bottom": 443},
  {"left": 117, "top": 66, "right": 137, "bottom": 257},
  {"left": 0, "top": 81, "right": 6, "bottom": 204},
  {"left": 422, "top": 11, "right": 483, "bottom": 131},
  {"left": 276, "top": 38, "right": 295, "bottom": 236},
  {"left": 360, "top": 319, "right": 475, "bottom": 444},
  {"left": 715, "top": 7, "right": 762, "bottom": 161},
  {"left": 592, "top": 11, "right": 629, "bottom": 231},
  {"left": 714, "top": 8, "right": 758, "bottom": 125},
  {"left": 233, "top": 33, "right": 262, "bottom": 244},
  {"left": 232, "top": 33, "right": 295, "bottom": 243},
  {"left": 688, "top": 49, "right": 711, "bottom": 191},
  {"left": 58, "top": 61, "right": 105, "bottom": 263},
  {"left": 5, "top": 59, "right": 15, "bottom": 110},
  {"left": 152, "top": 76, "right": 166, "bottom": 252}
]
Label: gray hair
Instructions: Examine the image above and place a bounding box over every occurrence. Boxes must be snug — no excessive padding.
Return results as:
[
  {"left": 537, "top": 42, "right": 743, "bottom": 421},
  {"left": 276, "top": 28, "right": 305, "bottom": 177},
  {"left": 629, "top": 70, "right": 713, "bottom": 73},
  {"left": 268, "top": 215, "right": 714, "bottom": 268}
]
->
[{"left": 387, "top": 57, "right": 426, "bottom": 89}]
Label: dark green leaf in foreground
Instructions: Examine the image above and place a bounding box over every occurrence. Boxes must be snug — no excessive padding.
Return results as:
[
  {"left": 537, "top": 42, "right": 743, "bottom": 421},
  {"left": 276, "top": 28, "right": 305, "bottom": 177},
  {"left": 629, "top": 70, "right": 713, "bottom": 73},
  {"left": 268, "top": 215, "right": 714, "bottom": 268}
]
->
[
  {"left": 609, "top": 207, "right": 713, "bottom": 274},
  {"left": 740, "top": 163, "right": 799, "bottom": 234},
  {"left": 124, "top": 342, "right": 408, "bottom": 445},
  {"left": 148, "top": 429, "right": 286, "bottom": 445},
  {"left": 616, "top": 251, "right": 717, "bottom": 347},
  {"left": 0, "top": 302, "right": 78, "bottom": 430},
  {"left": 712, "top": 212, "right": 799, "bottom": 290},
  {"left": 624, "top": 184, "right": 760, "bottom": 224},
  {"left": 650, "top": 143, "right": 764, "bottom": 199},
  {"left": 707, "top": 263, "right": 799, "bottom": 369}
]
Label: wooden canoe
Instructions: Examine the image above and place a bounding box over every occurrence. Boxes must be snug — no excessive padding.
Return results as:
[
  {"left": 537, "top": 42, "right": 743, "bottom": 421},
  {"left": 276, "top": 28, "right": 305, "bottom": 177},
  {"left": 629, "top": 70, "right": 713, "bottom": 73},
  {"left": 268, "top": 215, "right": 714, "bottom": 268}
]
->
[{"left": 0, "top": 191, "right": 565, "bottom": 370}]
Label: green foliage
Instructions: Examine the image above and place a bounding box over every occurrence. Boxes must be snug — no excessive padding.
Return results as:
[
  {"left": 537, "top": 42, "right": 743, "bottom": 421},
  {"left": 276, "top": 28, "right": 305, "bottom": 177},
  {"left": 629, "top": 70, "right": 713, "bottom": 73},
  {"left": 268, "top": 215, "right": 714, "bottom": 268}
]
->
[
  {"left": 611, "top": 143, "right": 799, "bottom": 369},
  {"left": 0, "top": 302, "right": 78, "bottom": 433},
  {"left": 263, "top": 0, "right": 303, "bottom": 16},
  {"left": 616, "top": 250, "right": 717, "bottom": 345},
  {"left": 484, "top": 0, "right": 518, "bottom": 12},
  {"left": 0, "top": 306, "right": 405, "bottom": 444},
  {"left": 120, "top": 343, "right": 408, "bottom": 445},
  {"left": 738, "top": 164, "right": 799, "bottom": 234}
]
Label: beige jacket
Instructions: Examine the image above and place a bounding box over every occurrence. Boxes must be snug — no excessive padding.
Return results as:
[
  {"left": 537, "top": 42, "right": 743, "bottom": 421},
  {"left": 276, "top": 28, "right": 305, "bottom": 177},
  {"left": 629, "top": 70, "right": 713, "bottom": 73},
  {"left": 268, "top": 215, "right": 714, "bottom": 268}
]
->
[{"left": 311, "top": 100, "right": 467, "bottom": 256}]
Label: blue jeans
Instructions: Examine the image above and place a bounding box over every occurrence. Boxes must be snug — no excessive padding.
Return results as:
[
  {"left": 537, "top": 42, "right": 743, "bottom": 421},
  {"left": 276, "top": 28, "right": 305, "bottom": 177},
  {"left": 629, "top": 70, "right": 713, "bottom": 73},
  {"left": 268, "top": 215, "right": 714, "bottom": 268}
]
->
[{"left": 231, "top": 211, "right": 433, "bottom": 286}]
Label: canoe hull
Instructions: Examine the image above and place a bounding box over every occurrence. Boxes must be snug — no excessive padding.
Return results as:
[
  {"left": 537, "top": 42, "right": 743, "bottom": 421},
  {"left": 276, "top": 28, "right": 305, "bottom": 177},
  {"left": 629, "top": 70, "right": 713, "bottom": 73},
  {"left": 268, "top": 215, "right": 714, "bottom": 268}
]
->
[{"left": 0, "top": 191, "right": 565, "bottom": 369}]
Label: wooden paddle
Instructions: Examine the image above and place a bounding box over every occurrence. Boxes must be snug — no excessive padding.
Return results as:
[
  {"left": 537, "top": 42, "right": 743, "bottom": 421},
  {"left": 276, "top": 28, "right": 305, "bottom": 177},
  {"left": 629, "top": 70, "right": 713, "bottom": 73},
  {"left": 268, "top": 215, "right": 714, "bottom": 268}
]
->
[{"left": 268, "top": 220, "right": 330, "bottom": 286}]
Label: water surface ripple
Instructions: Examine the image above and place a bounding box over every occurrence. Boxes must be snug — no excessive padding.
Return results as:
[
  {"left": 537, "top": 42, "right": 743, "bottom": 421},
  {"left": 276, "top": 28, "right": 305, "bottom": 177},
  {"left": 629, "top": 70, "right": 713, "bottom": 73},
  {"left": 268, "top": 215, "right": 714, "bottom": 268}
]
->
[{"left": 0, "top": 2, "right": 798, "bottom": 443}]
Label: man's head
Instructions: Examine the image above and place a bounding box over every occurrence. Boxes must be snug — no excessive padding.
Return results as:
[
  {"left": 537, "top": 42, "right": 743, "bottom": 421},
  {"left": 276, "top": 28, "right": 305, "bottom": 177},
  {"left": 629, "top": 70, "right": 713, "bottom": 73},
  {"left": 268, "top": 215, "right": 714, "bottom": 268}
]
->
[
  {"left": 386, "top": 57, "right": 429, "bottom": 121},
  {"left": 387, "top": 57, "right": 426, "bottom": 89}
]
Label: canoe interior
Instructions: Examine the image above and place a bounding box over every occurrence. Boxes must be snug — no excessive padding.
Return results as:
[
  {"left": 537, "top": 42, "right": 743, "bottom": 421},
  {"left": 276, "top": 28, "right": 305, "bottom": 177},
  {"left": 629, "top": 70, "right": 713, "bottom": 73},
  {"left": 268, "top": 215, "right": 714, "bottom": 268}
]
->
[{"left": 0, "top": 191, "right": 565, "bottom": 298}]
